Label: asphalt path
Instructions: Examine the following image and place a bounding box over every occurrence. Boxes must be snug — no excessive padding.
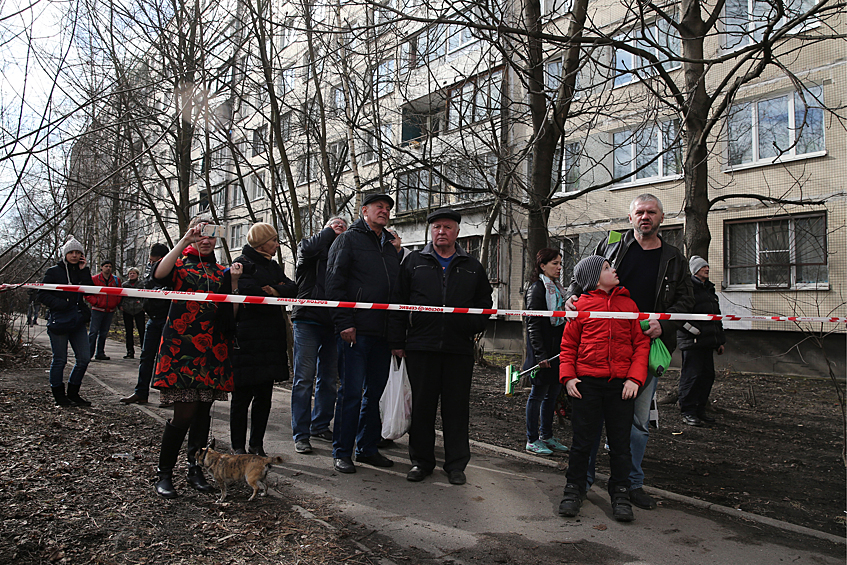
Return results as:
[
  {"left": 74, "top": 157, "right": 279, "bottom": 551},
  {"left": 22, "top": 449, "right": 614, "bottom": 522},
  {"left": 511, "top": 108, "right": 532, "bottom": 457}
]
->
[{"left": 29, "top": 327, "right": 845, "bottom": 564}]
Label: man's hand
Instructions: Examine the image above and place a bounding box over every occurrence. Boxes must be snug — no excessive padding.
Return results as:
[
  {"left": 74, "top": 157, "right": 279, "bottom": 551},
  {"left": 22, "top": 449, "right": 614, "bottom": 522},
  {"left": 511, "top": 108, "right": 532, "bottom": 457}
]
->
[
  {"left": 391, "top": 349, "right": 405, "bottom": 358},
  {"left": 262, "top": 285, "right": 280, "bottom": 297},
  {"left": 622, "top": 379, "right": 639, "bottom": 400},
  {"left": 717, "top": 345, "right": 725, "bottom": 355},
  {"left": 564, "top": 295, "right": 578, "bottom": 312},
  {"left": 642, "top": 319, "right": 663, "bottom": 339},
  {"left": 565, "top": 378, "right": 581, "bottom": 399},
  {"left": 538, "top": 360, "right": 550, "bottom": 369},
  {"left": 340, "top": 327, "right": 356, "bottom": 345}
]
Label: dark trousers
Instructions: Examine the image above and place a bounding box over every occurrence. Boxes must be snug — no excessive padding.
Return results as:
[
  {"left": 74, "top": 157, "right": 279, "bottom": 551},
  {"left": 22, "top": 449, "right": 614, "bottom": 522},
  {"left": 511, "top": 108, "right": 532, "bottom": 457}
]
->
[
  {"left": 123, "top": 311, "right": 146, "bottom": 356},
  {"left": 566, "top": 377, "right": 635, "bottom": 494},
  {"left": 405, "top": 350, "right": 474, "bottom": 473},
  {"left": 134, "top": 317, "right": 166, "bottom": 399},
  {"left": 230, "top": 382, "right": 274, "bottom": 450},
  {"left": 679, "top": 349, "right": 716, "bottom": 416}
]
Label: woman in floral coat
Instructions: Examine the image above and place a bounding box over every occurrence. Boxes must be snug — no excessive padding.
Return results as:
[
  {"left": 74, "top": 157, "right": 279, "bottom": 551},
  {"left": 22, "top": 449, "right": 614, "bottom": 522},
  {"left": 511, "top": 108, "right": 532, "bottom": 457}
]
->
[{"left": 151, "top": 215, "right": 243, "bottom": 499}]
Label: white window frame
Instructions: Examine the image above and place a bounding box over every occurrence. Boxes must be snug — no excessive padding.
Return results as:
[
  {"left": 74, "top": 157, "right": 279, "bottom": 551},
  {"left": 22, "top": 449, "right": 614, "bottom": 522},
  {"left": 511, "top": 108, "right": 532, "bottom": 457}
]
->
[
  {"left": 723, "top": 0, "right": 818, "bottom": 52},
  {"left": 279, "top": 67, "right": 296, "bottom": 96},
  {"left": 612, "top": 120, "right": 683, "bottom": 186},
  {"left": 613, "top": 17, "right": 681, "bottom": 88},
  {"left": 446, "top": 70, "right": 502, "bottom": 131},
  {"left": 374, "top": 59, "right": 395, "bottom": 98},
  {"left": 229, "top": 224, "right": 245, "bottom": 249},
  {"left": 248, "top": 171, "right": 264, "bottom": 201}
]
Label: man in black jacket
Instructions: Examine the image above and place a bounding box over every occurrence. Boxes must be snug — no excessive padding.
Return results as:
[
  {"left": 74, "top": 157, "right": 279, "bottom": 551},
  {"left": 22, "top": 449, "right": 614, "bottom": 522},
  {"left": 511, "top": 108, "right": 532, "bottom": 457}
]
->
[
  {"left": 389, "top": 208, "right": 493, "bottom": 485},
  {"left": 566, "top": 193, "right": 694, "bottom": 510},
  {"left": 325, "top": 195, "right": 400, "bottom": 474},
  {"left": 290, "top": 217, "right": 347, "bottom": 455},
  {"left": 121, "top": 243, "right": 169, "bottom": 405}
]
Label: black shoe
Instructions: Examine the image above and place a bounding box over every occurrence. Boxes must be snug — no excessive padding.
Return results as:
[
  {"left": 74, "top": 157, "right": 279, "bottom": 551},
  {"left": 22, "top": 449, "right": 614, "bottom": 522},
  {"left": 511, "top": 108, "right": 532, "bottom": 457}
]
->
[
  {"left": 94, "top": 355, "right": 110, "bottom": 361},
  {"left": 159, "top": 402, "right": 174, "bottom": 408},
  {"left": 682, "top": 414, "right": 703, "bottom": 427},
  {"left": 406, "top": 466, "right": 432, "bottom": 482},
  {"left": 66, "top": 384, "right": 92, "bottom": 407},
  {"left": 629, "top": 487, "right": 657, "bottom": 510},
  {"left": 447, "top": 470, "right": 466, "bottom": 485},
  {"left": 334, "top": 457, "right": 356, "bottom": 474},
  {"left": 51, "top": 385, "right": 73, "bottom": 407},
  {"left": 295, "top": 440, "right": 312, "bottom": 454},
  {"left": 697, "top": 412, "right": 716, "bottom": 424},
  {"left": 186, "top": 465, "right": 214, "bottom": 493},
  {"left": 233, "top": 448, "right": 247, "bottom": 455},
  {"left": 356, "top": 452, "right": 394, "bottom": 468},
  {"left": 312, "top": 429, "right": 334, "bottom": 442},
  {"left": 123, "top": 353, "right": 134, "bottom": 359},
  {"left": 611, "top": 487, "right": 635, "bottom": 522},
  {"left": 155, "top": 469, "right": 178, "bottom": 499},
  {"left": 558, "top": 484, "right": 583, "bottom": 517},
  {"left": 376, "top": 437, "right": 395, "bottom": 449},
  {"left": 248, "top": 445, "right": 267, "bottom": 457}
]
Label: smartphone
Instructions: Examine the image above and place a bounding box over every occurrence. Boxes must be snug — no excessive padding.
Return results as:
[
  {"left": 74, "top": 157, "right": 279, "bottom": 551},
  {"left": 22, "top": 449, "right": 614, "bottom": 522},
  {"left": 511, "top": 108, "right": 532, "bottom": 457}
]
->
[{"left": 201, "top": 224, "right": 225, "bottom": 238}]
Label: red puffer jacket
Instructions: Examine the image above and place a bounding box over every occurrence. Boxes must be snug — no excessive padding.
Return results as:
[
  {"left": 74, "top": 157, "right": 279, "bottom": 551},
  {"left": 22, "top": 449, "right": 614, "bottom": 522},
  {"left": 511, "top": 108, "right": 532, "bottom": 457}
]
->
[
  {"left": 559, "top": 286, "right": 650, "bottom": 385},
  {"left": 85, "top": 273, "right": 123, "bottom": 312}
]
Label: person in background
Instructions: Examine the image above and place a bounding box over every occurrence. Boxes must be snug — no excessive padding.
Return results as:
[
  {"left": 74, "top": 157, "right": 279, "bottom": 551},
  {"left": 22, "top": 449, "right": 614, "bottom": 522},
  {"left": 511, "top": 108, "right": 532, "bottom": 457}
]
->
[
  {"left": 325, "top": 194, "right": 400, "bottom": 474},
  {"left": 121, "top": 243, "right": 170, "bottom": 405},
  {"left": 27, "top": 289, "right": 40, "bottom": 326},
  {"left": 151, "top": 215, "right": 242, "bottom": 499},
  {"left": 85, "top": 260, "right": 122, "bottom": 360},
  {"left": 677, "top": 256, "right": 726, "bottom": 426},
  {"left": 523, "top": 248, "right": 569, "bottom": 456},
  {"left": 290, "top": 217, "right": 347, "bottom": 455},
  {"left": 558, "top": 256, "right": 650, "bottom": 522},
  {"left": 230, "top": 222, "right": 298, "bottom": 457},
  {"left": 120, "top": 267, "right": 146, "bottom": 359},
  {"left": 387, "top": 227, "right": 411, "bottom": 263},
  {"left": 39, "top": 236, "right": 94, "bottom": 407},
  {"left": 389, "top": 208, "right": 493, "bottom": 485}
]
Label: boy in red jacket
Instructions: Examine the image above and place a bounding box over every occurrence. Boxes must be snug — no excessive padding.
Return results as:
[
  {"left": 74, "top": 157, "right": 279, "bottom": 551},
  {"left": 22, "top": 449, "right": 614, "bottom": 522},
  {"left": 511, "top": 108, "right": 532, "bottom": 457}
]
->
[{"left": 558, "top": 255, "right": 650, "bottom": 522}]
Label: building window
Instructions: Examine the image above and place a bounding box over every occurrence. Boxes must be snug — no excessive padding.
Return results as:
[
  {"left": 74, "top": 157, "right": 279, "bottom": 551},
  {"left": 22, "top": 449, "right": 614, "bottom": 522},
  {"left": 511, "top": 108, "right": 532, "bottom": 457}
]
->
[
  {"left": 330, "top": 86, "right": 346, "bottom": 113},
  {"left": 541, "top": 0, "right": 572, "bottom": 18},
  {"left": 361, "top": 124, "right": 392, "bottom": 165},
  {"left": 281, "top": 112, "right": 292, "bottom": 141},
  {"left": 232, "top": 182, "right": 245, "bottom": 207},
  {"left": 328, "top": 140, "right": 349, "bottom": 173},
  {"left": 374, "top": 59, "right": 395, "bottom": 98},
  {"left": 727, "top": 86, "right": 824, "bottom": 167},
  {"left": 248, "top": 172, "right": 264, "bottom": 201},
  {"left": 723, "top": 0, "right": 816, "bottom": 51},
  {"left": 299, "top": 204, "right": 320, "bottom": 237},
  {"left": 397, "top": 168, "right": 440, "bottom": 212},
  {"left": 459, "top": 235, "right": 500, "bottom": 282},
  {"left": 725, "top": 213, "right": 827, "bottom": 289},
  {"left": 211, "top": 184, "right": 226, "bottom": 208},
  {"left": 447, "top": 70, "right": 502, "bottom": 131},
  {"left": 404, "top": 24, "right": 448, "bottom": 69},
  {"left": 445, "top": 153, "right": 496, "bottom": 201},
  {"left": 613, "top": 120, "right": 682, "bottom": 183},
  {"left": 229, "top": 224, "right": 246, "bottom": 249},
  {"left": 562, "top": 142, "right": 581, "bottom": 193},
  {"left": 278, "top": 18, "right": 294, "bottom": 51},
  {"left": 252, "top": 125, "right": 268, "bottom": 156},
  {"left": 401, "top": 105, "right": 444, "bottom": 144},
  {"left": 279, "top": 67, "right": 296, "bottom": 96},
  {"left": 613, "top": 17, "right": 680, "bottom": 87},
  {"left": 296, "top": 153, "right": 320, "bottom": 185}
]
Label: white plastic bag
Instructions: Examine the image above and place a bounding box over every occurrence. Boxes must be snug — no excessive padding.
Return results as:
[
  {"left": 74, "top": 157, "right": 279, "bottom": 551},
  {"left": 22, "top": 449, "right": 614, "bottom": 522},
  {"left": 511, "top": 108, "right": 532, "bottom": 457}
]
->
[{"left": 380, "top": 356, "right": 412, "bottom": 440}]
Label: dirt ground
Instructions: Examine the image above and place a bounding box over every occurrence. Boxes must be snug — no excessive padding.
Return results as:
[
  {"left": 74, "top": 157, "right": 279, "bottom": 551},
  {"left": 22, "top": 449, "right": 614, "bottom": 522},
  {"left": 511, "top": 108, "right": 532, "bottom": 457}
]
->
[{"left": 469, "top": 354, "right": 846, "bottom": 537}]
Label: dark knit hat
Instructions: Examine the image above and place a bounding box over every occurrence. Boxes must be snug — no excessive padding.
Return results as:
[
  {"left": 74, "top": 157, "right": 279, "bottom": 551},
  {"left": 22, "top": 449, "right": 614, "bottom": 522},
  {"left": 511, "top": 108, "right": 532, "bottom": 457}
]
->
[{"left": 573, "top": 255, "right": 607, "bottom": 292}]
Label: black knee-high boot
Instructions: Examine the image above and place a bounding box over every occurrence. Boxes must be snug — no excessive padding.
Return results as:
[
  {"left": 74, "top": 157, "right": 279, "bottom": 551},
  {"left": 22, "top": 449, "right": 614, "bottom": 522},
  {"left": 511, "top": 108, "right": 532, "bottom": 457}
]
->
[
  {"left": 186, "top": 411, "right": 215, "bottom": 493},
  {"left": 156, "top": 421, "right": 188, "bottom": 499}
]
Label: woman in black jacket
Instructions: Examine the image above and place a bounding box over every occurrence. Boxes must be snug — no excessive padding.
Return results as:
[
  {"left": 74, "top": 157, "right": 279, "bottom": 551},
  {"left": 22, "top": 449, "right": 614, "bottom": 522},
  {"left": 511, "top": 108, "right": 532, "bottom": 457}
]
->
[
  {"left": 38, "top": 235, "right": 95, "bottom": 407},
  {"left": 230, "top": 223, "right": 298, "bottom": 456},
  {"left": 523, "top": 248, "right": 569, "bottom": 455}
]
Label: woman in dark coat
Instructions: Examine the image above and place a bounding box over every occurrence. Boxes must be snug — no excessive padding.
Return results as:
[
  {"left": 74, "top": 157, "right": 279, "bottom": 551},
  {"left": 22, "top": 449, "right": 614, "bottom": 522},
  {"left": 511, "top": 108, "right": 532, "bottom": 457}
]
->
[
  {"left": 39, "top": 235, "right": 94, "bottom": 407},
  {"left": 151, "top": 215, "right": 243, "bottom": 499},
  {"left": 523, "top": 248, "right": 569, "bottom": 455},
  {"left": 230, "top": 222, "right": 298, "bottom": 456}
]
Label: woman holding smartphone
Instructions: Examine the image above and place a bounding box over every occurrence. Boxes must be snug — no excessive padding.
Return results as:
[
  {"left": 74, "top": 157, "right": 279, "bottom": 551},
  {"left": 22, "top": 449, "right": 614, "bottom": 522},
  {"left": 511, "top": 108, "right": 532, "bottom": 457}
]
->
[{"left": 150, "top": 215, "right": 243, "bottom": 499}]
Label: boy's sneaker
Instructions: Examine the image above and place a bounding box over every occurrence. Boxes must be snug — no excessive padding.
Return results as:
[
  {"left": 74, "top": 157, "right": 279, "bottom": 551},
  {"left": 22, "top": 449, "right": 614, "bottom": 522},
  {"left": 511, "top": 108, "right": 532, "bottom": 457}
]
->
[
  {"left": 558, "top": 484, "right": 583, "bottom": 517},
  {"left": 541, "top": 437, "right": 569, "bottom": 452},
  {"left": 629, "top": 487, "right": 657, "bottom": 509},
  {"left": 525, "top": 440, "right": 553, "bottom": 455},
  {"left": 611, "top": 487, "right": 635, "bottom": 522}
]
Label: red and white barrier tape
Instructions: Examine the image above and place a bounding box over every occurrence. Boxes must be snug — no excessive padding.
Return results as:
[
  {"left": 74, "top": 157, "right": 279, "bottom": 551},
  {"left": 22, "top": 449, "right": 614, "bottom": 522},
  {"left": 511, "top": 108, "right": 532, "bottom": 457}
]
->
[{"left": 2, "top": 282, "right": 846, "bottom": 324}]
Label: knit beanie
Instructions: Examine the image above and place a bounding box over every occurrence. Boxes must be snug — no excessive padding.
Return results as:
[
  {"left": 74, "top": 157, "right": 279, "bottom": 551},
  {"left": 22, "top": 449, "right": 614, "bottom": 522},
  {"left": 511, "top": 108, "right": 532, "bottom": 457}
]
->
[
  {"left": 61, "top": 235, "right": 84, "bottom": 257},
  {"left": 573, "top": 255, "right": 607, "bottom": 292},
  {"left": 689, "top": 255, "right": 709, "bottom": 276},
  {"left": 247, "top": 222, "right": 277, "bottom": 248}
]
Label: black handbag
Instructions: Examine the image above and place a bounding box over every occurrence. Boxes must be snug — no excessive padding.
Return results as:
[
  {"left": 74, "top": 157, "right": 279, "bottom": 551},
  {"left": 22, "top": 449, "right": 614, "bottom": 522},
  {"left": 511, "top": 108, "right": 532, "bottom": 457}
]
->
[{"left": 47, "top": 306, "right": 84, "bottom": 334}]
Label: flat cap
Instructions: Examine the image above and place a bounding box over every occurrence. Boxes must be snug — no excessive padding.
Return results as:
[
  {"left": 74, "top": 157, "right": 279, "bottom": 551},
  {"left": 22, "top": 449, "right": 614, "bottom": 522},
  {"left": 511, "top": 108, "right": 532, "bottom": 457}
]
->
[
  {"left": 426, "top": 208, "right": 461, "bottom": 224},
  {"left": 362, "top": 193, "right": 394, "bottom": 208}
]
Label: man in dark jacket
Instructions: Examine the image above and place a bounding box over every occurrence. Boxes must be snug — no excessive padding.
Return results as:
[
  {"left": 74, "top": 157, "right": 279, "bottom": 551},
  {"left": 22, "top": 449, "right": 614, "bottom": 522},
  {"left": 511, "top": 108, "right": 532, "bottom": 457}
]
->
[
  {"left": 290, "top": 217, "right": 347, "bottom": 455},
  {"left": 677, "top": 256, "right": 725, "bottom": 426},
  {"left": 325, "top": 194, "right": 400, "bottom": 474},
  {"left": 566, "top": 193, "right": 694, "bottom": 510},
  {"left": 85, "top": 260, "right": 122, "bottom": 360},
  {"left": 121, "top": 243, "right": 170, "bottom": 405},
  {"left": 389, "top": 208, "right": 493, "bottom": 485}
]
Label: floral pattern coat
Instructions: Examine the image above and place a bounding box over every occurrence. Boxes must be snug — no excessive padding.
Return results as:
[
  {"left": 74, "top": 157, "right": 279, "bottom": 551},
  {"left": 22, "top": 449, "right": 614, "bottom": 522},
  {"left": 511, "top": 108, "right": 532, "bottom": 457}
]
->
[{"left": 151, "top": 253, "right": 234, "bottom": 392}]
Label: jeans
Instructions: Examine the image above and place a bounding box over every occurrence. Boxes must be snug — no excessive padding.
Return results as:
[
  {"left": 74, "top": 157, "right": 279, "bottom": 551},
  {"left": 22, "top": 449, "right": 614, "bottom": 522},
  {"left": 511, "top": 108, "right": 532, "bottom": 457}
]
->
[
  {"left": 586, "top": 373, "right": 658, "bottom": 491},
  {"left": 679, "top": 349, "right": 715, "bottom": 416},
  {"left": 122, "top": 311, "right": 146, "bottom": 356},
  {"left": 332, "top": 334, "right": 390, "bottom": 460},
  {"left": 48, "top": 324, "right": 91, "bottom": 387},
  {"left": 88, "top": 310, "right": 114, "bottom": 357},
  {"left": 291, "top": 322, "right": 338, "bottom": 442},
  {"left": 134, "top": 317, "right": 166, "bottom": 399},
  {"left": 525, "top": 380, "right": 563, "bottom": 443},
  {"left": 566, "top": 377, "right": 635, "bottom": 494}
]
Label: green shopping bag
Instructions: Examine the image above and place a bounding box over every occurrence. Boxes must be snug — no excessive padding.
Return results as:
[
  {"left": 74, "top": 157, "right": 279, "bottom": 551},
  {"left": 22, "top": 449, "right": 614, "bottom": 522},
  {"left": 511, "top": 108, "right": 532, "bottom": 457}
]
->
[{"left": 640, "top": 320, "right": 672, "bottom": 377}]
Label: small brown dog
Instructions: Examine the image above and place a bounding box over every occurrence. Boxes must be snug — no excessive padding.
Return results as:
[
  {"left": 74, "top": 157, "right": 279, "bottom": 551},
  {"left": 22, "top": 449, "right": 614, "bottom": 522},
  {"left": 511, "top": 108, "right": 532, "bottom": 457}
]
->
[{"left": 196, "top": 439, "right": 283, "bottom": 502}]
